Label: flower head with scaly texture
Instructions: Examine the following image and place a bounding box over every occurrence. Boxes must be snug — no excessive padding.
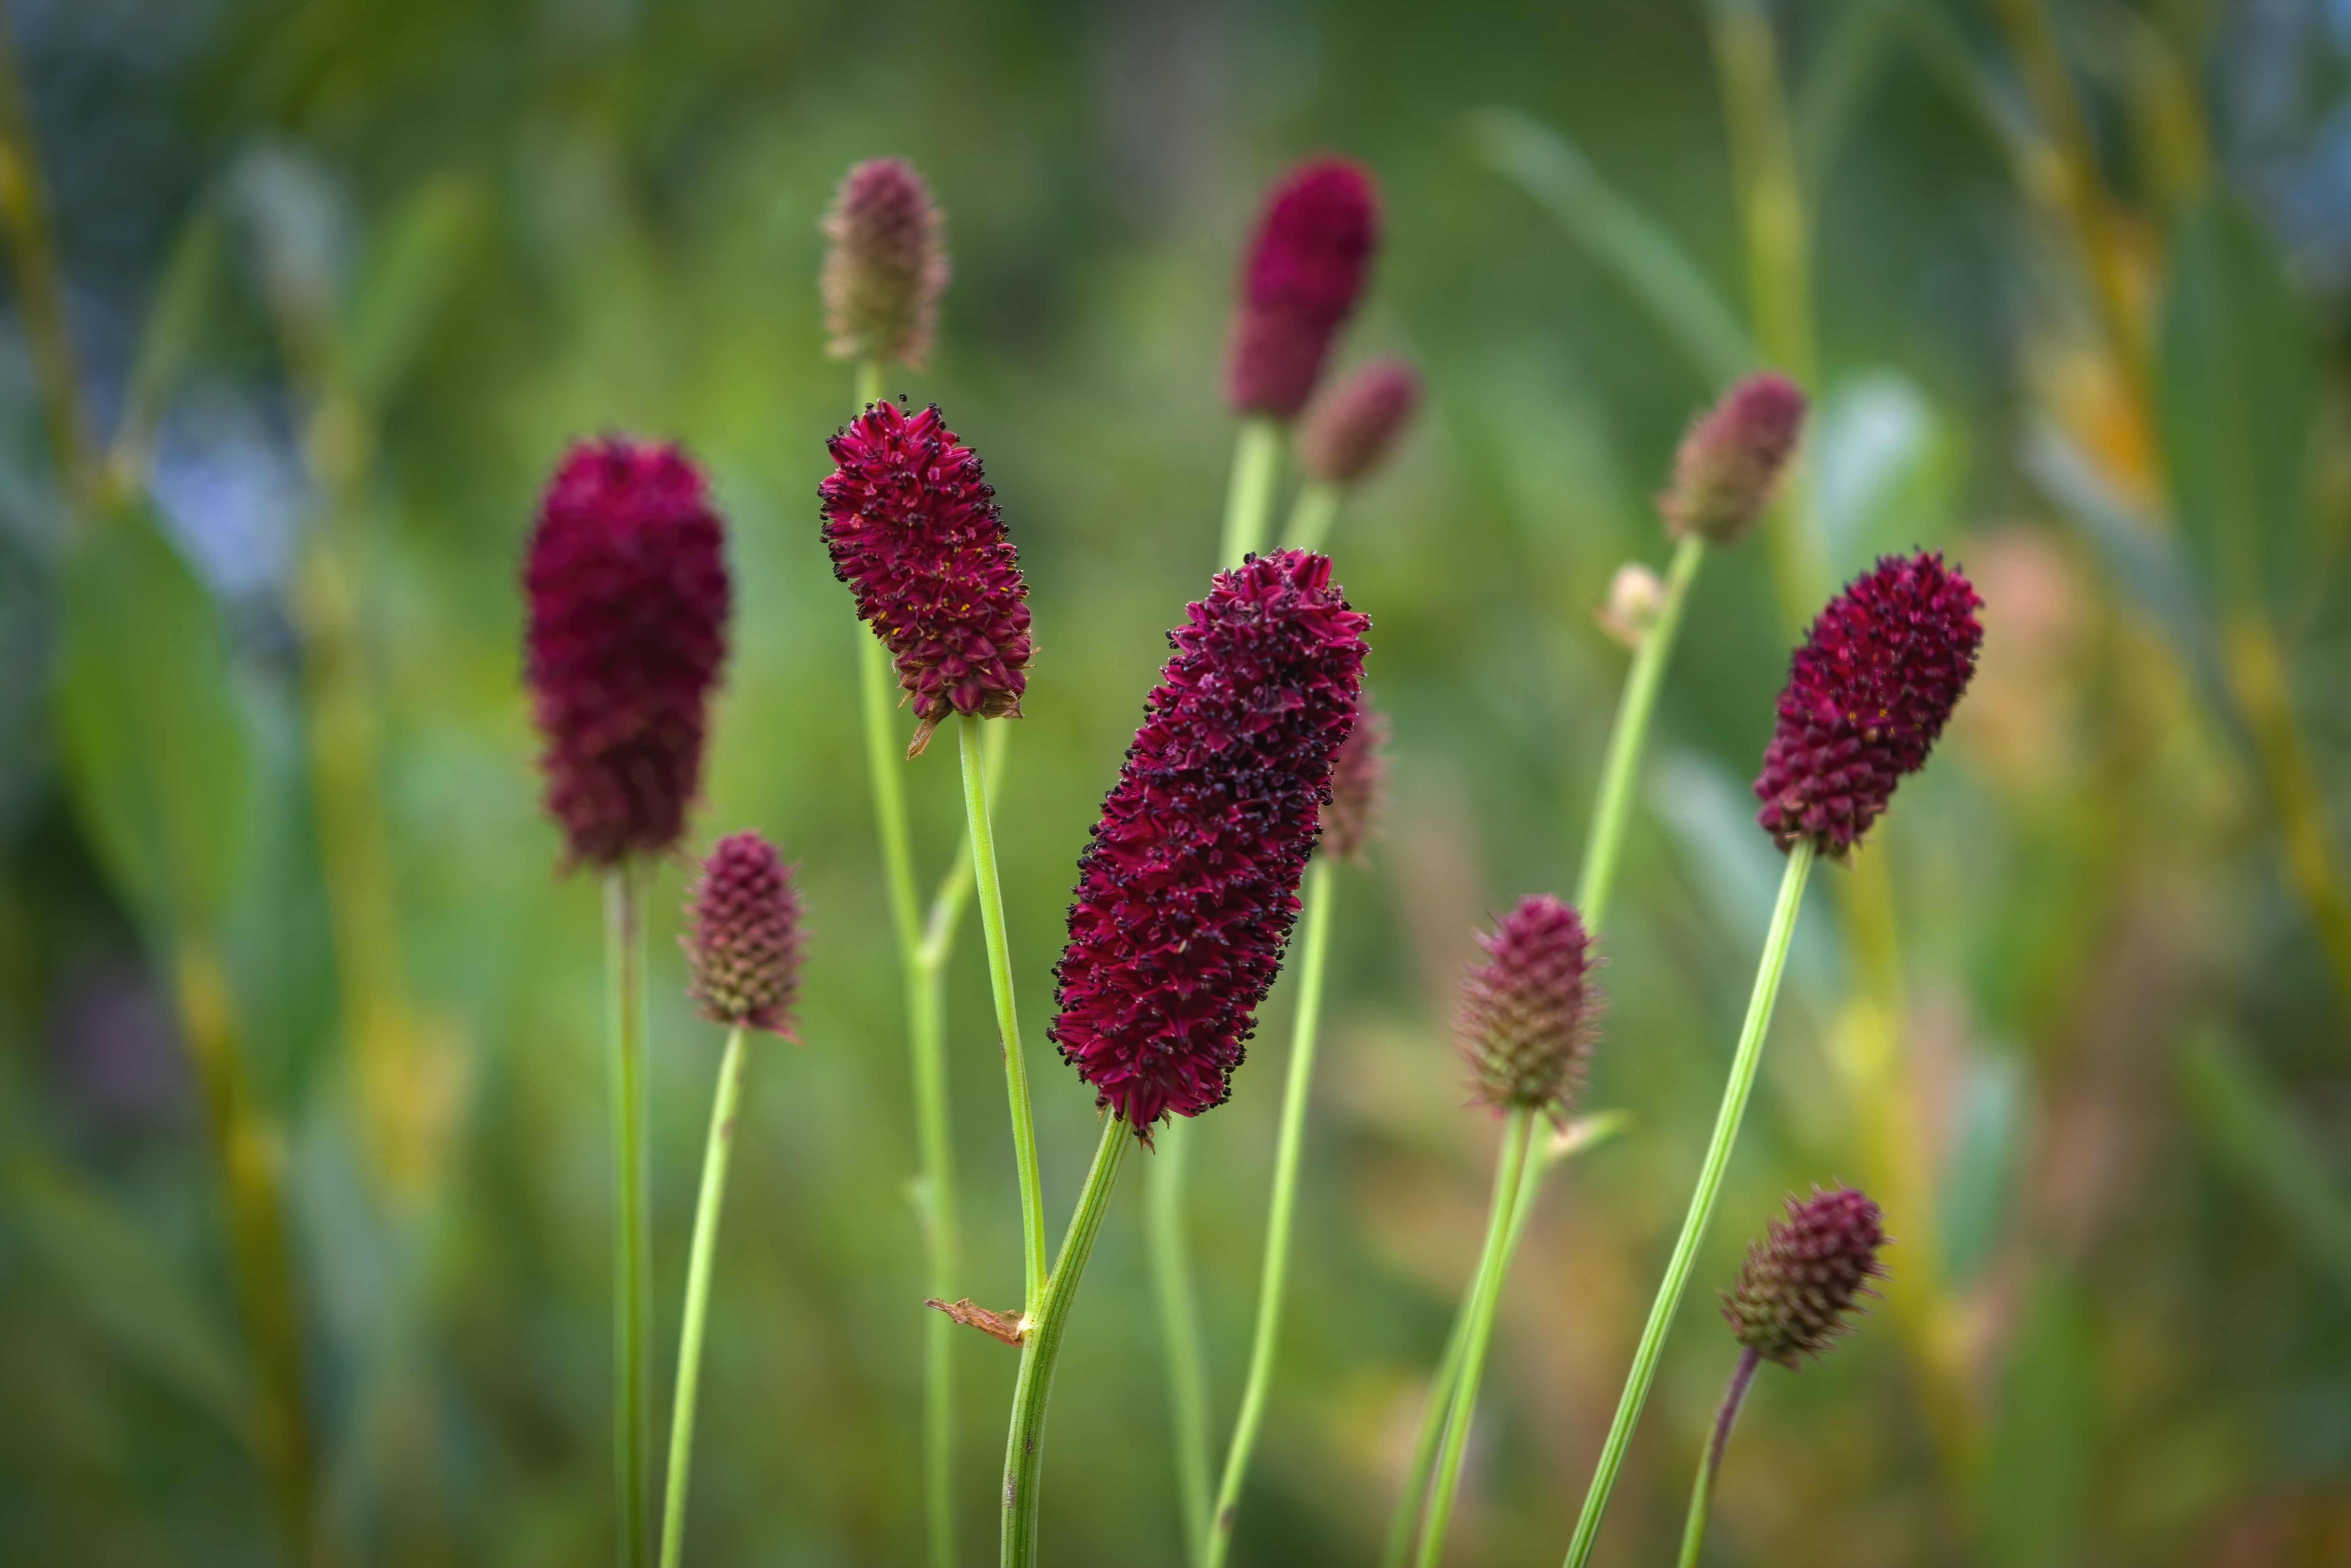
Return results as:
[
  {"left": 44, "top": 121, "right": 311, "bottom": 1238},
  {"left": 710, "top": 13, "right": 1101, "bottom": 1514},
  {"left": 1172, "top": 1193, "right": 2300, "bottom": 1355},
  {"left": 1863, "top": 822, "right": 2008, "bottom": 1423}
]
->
[
  {"left": 819, "top": 400, "right": 1033, "bottom": 757},
  {"left": 1319, "top": 693, "right": 1388, "bottom": 862},
  {"left": 683, "top": 831, "right": 805, "bottom": 1039},
  {"left": 1661, "top": 373, "right": 1807, "bottom": 546},
  {"left": 1224, "top": 158, "right": 1381, "bottom": 420},
  {"left": 524, "top": 437, "right": 731, "bottom": 867},
  {"left": 1754, "top": 550, "right": 1983, "bottom": 858},
  {"left": 821, "top": 158, "right": 949, "bottom": 370},
  {"left": 1456, "top": 895, "right": 1601, "bottom": 1123},
  {"left": 1722, "top": 1185, "right": 1889, "bottom": 1368},
  {"left": 1051, "top": 550, "right": 1370, "bottom": 1135},
  {"left": 1298, "top": 360, "right": 1420, "bottom": 487}
]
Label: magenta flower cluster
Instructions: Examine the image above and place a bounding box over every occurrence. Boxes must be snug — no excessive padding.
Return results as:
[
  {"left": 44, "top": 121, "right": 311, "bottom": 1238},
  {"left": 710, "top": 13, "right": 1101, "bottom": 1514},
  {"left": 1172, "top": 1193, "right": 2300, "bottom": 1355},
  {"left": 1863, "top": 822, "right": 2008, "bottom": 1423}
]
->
[
  {"left": 683, "top": 831, "right": 805, "bottom": 1039},
  {"left": 523, "top": 436, "right": 731, "bottom": 867},
  {"left": 1224, "top": 158, "right": 1381, "bottom": 421},
  {"left": 1456, "top": 894, "right": 1601, "bottom": 1120},
  {"left": 819, "top": 400, "right": 1034, "bottom": 756},
  {"left": 1298, "top": 359, "right": 1420, "bottom": 487},
  {"left": 1722, "top": 1185, "right": 1889, "bottom": 1367},
  {"left": 1754, "top": 550, "right": 1984, "bottom": 858},
  {"left": 1660, "top": 373, "right": 1807, "bottom": 546},
  {"left": 1049, "top": 550, "right": 1370, "bottom": 1133}
]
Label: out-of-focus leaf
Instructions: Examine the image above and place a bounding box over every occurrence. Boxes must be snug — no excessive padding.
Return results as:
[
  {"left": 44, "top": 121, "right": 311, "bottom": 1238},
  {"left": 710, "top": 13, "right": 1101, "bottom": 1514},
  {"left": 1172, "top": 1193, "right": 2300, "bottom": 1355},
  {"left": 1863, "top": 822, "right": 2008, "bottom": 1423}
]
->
[
  {"left": 1793, "top": 0, "right": 1901, "bottom": 182},
  {"left": 228, "top": 144, "right": 354, "bottom": 385},
  {"left": 2180, "top": 1030, "right": 2351, "bottom": 1298},
  {"left": 111, "top": 206, "right": 227, "bottom": 480},
  {"left": 1939, "top": 1041, "right": 2025, "bottom": 1289},
  {"left": 344, "top": 173, "right": 482, "bottom": 412},
  {"left": 2157, "top": 196, "right": 2324, "bottom": 625},
  {"left": 1464, "top": 106, "right": 1753, "bottom": 385},
  {"left": 1979, "top": 1269, "right": 2094, "bottom": 1567},
  {"left": 51, "top": 503, "right": 261, "bottom": 940},
  {"left": 1813, "top": 368, "right": 1954, "bottom": 577},
  {"left": 1650, "top": 748, "right": 1842, "bottom": 1004}
]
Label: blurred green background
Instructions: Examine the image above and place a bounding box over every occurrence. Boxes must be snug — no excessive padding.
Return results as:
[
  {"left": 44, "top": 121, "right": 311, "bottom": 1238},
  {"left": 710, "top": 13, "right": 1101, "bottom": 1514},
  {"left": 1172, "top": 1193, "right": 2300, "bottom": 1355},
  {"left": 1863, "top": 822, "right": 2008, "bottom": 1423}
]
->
[{"left": 4, "top": 0, "right": 2351, "bottom": 1563}]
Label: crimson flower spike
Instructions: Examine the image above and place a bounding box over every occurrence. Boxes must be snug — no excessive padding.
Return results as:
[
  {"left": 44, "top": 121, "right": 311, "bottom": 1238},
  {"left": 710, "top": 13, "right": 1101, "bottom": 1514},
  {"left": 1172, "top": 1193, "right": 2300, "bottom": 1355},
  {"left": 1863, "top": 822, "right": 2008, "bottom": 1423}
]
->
[
  {"left": 1660, "top": 373, "right": 1806, "bottom": 545},
  {"left": 1457, "top": 895, "right": 1602, "bottom": 1124},
  {"left": 523, "top": 436, "right": 731, "bottom": 867},
  {"left": 1723, "top": 1184, "right": 1890, "bottom": 1367},
  {"left": 1753, "top": 550, "right": 1984, "bottom": 859},
  {"left": 682, "top": 831, "right": 805, "bottom": 1040},
  {"left": 1050, "top": 550, "right": 1370, "bottom": 1135},
  {"left": 818, "top": 400, "right": 1033, "bottom": 757},
  {"left": 1224, "top": 158, "right": 1381, "bottom": 421}
]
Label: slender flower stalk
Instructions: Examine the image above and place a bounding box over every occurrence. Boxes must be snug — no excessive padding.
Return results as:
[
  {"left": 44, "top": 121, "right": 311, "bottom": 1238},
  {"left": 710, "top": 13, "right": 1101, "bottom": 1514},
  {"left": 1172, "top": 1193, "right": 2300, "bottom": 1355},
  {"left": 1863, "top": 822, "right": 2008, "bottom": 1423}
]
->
[
  {"left": 606, "top": 864, "right": 653, "bottom": 1568},
  {"left": 1563, "top": 553, "right": 1978, "bottom": 1567},
  {"left": 1149, "top": 1124, "right": 1214, "bottom": 1561},
  {"left": 1676, "top": 1346, "right": 1761, "bottom": 1568},
  {"left": 659, "top": 1027, "right": 745, "bottom": 1568},
  {"left": 1000, "top": 1117, "right": 1135, "bottom": 1568}
]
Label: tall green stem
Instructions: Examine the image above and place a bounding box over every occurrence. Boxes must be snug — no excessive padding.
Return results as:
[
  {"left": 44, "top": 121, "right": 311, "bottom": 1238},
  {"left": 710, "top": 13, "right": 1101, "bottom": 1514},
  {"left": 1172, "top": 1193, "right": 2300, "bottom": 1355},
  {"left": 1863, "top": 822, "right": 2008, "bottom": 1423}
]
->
[
  {"left": 1577, "top": 534, "right": 1705, "bottom": 933},
  {"left": 658, "top": 1028, "right": 749, "bottom": 1568},
  {"left": 1413, "top": 1108, "right": 1536, "bottom": 1568},
  {"left": 1001, "top": 1117, "right": 1134, "bottom": 1568},
  {"left": 1150, "top": 1123, "right": 1213, "bottom": 1561},
  {"left": 961, "top": 713, "right": 1046, "bottom": 1309},
  {"left": 1675, "top": 1346, "right": 1761, "bottom": 1568},
  {"left": 606, "top": 863, "right": 653, "bottom": 1568},
  {"left": 0, "top": 9, "right": 96, "bottom": 512},
  {"left": 1203, "top": 857, "right": 1334, "bottom": 1566},
  {"left": 1283, "top": 482, "right": 1341, "bottom": 556},
  {"left": 1561, "top": 840, "right": 1815, "bottom": 1568},
  {"left": 1218, "top": 417, "right": 1283, "bottom": 565}
]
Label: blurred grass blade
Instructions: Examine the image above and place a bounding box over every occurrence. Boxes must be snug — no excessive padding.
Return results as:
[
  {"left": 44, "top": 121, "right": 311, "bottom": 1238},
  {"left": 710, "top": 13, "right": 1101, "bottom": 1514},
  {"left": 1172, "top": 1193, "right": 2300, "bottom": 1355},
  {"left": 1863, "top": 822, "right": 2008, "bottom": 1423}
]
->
[
  {"left": 109, "top": 205, "right": 227, "bottom": 485},
  {"left": 2180, "top": 1031, "right": 2351, "bottom": 1297},
  {"left": 344, "top": 173, "right": 482, "bottom": 412},
  {"left": 52, "top": 503, "right": 261, "bottom": 941},
  {"left": 1465, "top": 106, "right": 1753, "bottom": 385},
  {"left": 1978, "top": 1270, "right": 2094, "bottom": 1567},
  {"left": 1792, "top": 0, "right": 1899, "bottom": 184}
]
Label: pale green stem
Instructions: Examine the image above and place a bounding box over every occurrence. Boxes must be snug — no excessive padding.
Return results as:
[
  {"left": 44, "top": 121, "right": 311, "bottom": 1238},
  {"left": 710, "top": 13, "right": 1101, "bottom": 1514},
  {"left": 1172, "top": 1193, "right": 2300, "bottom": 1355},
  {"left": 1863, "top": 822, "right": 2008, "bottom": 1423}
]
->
[
  {"left": 1203, "top": 857, "right": 1334, "bottom": 1566},
  {"left": 0, "top": 9, "right": 96, "bottom": 512},
  {"left": 1578, "top": 534, "right": 1705, "bottom": 934},
  {"left": 1413, "top": 1108, "right": 1536, "bottom": 1568},
  {"left": 658, "top": 1028, "right": 749, "bottom": 1568},
  {"left": 606, "top": 862, "right": 653, "bottom": 1568},
  {"left": 1001, "top": 1117, "right": 1134, "bottom": 1568},
  {"left": 961, "top": 713, "right": 1046, "bottom": 1310},
  {"left": 1676, "top": 1346, "right": 1761, "bottom": 1568},
  {"left": 1282, "top": 482, "right": 1341, "bottom": 556},
  {"left": 1150, "top": 1121, "right": 1213, "bottom": 1561},
  {"left": 1218, "top": 417, "right": 1284, "bottom": 565},
  {"left": 1561, "top": 840, "right": 1815, "bottom": 1568}
]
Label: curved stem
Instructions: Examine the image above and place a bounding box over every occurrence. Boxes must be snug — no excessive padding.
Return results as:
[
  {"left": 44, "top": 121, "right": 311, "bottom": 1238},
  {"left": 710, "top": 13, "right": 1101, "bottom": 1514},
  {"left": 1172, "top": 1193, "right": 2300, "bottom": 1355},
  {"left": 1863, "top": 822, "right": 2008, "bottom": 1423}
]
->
[
  {"left": 1575, "top": 534, "right": 1705, "bottom": 932},
  {"left": 1218, "top": 417, "right": 1284, "bottom": 565},
  {"left": 1001, "top": 1117, "right": 1134, "bottom": 1568},
  {"left": 606, "top": 863, "right": 653, "bottom": 1568},
  {"left": 1149, "top": 1122, "right": 1213, "bottom": 1561},
  {"left": 659, "top": 1028, "right": 749, "bottom": 1568},
  {"left": 1283, "top": 482, "right": 1341, "bottom": 556},
  {"left": 1676, "top": 1347, "right": 1761, "bottom": 1568},
  {"left": 1204, "top": 857, "right": 1334, "bottom": 1566},
  {"left": 962, "top": 713, "right": 1046, "bottom": 1310},
  {"left": 1413, "top": 1107, "right": 1535, "bottom": 1568},
  {"left": 1561, "top": 840, "right": 1814, "bottom": 1568}
]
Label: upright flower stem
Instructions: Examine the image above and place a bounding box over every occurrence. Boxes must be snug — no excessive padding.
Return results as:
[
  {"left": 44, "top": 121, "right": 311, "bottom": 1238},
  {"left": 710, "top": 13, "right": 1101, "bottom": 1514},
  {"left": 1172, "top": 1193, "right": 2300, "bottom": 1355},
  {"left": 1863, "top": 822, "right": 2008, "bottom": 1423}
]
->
[
  {"left": 1561, "top": 840, "right": 1815, "bottom": 1568},
  {"left": 1001, "top": 1117, "right": 1134, "bottom": 1568},
  {"left": 1150, "top": 1124, "right": 1213, "bottom": 1561},
  {"left": 1412, "top": 1106, "right": 1536, "bottom": 1568},
  {"left": 658, "top": 1027, "right": 749, "bottom": 1568},
  {"left": 1675, "top": 1347, "right": 1761, "bottom": 1568},
  {"left": 1203, "top": 856, "right": 1334, "bottom": 1566},
  {"left": 1218, "top": 416, "right": 1283, "bottom": 565},
  {"left": 1283, "top": 481, "right": 1340, "bottom": 555},
  {"left": 961, "top": 712, "right": 1046, "bottom": 1309},
  {"left": 851, "top": 357, "right": 967, "bottom": 1568},
  {"left": 0, "top": 9, "right": 96, "bottom": 512},
  {"left": 606, "top": 861, "right": 654, "bottom": 1568}
]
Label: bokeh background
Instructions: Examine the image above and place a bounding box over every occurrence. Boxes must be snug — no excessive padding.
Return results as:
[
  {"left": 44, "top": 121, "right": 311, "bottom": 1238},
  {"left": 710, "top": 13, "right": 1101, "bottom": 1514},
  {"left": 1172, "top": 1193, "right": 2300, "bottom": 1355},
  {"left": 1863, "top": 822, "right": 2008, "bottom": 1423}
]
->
[{"left": 4, "top": 0, "right": 2351, "bottom": 1563}]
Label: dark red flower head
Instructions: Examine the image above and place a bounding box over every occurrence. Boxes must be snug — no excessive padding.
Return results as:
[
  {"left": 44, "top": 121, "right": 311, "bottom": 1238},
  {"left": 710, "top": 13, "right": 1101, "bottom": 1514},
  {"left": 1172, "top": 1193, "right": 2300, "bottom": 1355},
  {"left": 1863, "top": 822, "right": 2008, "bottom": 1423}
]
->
[
  {"left": 683, "top": 831, "right": 805, "bottom": 1039},
  {"left": 1661, "top": 373, "right": 1807, "bottom": 545},
  {"left": 1224, "top": 158, "right": 1381, "bottom": 420},
  {"left": 1456, "top": 895, "right": 1600, "bottom": 1121},
  {"left": 821, "top": 158, "right": 949, "bottom": 370},
  {"left": 1298, "top": 359, "right": 1420, "bottom": 487},
  {"left": 1753, "top": 550, "right": 1983, "bottom": 858},
  {"left": 819, "top": 401, "right": 1033, "bottom": 756},
  {"left": 1319, "top": 693, "right": 1388, "bottom": 863},
  {"left": 1051, "top": 550, "right": 1370, "bottom": 1135},
  {"left": 1722, "top": 1184, "right": 1889, "bottom": 1368},
  {"left": 524, "top": 436, "right": 731, "bottom": 867}
]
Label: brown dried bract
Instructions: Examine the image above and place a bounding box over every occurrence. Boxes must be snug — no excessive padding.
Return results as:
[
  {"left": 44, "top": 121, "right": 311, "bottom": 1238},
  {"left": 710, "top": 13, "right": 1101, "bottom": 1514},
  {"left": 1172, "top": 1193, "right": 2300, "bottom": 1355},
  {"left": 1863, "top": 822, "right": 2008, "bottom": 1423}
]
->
[{"left": 924, "top": 1297, "right": 1028, "bottom": 1347}]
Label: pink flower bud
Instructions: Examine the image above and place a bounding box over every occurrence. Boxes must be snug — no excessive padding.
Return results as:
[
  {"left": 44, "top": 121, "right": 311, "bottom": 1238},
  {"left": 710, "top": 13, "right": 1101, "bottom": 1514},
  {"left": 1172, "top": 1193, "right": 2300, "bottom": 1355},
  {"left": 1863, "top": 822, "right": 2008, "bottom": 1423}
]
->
[
  {"left": 1297, "top": 360, "right": 1420, "bottom": 487},
  {"left": 1660, "top": 373, "right": 1806, "bottom": 545},
  {"left": 821, "top": 158, "right": 949, "bottom": 370},
  {"left": 683, "top": 832, "right": 805, "bottom": 1039},
  {"left": 1721, "top": 1185, "right": 1889, "bottom": 1367},
  {"left": 1456, "top": 895, "right": 1600, "bottom": 1120}
]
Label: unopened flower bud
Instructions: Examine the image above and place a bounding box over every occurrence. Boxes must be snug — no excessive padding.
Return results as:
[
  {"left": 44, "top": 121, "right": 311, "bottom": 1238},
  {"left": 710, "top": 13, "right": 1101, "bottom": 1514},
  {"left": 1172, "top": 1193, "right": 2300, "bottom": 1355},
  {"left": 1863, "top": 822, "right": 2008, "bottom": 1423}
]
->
[
  {"left": 1722, "top": 1184, "right": 1889, "bottom": 1367},
  {"left": 1456, "top": 895, "right": 1600, "bottom": 1121},
  {"left": 683, "top": 832, "right": 805, "bottom": 1039},
  {"left": 1319, "top": 694, "right": 1388, "bottom": 862},
  {"left": 1595, "top": 561, "right": 1666, "bottom": 650},
  {"left": 1660, "top": 373, "right": 1806, "bottom": 545},
  {"left": 1297, "top": 360, "right": 1420, "bottom": 487},
  {"left": 821, "top": 158, "right": 949, "bottom": 370}
]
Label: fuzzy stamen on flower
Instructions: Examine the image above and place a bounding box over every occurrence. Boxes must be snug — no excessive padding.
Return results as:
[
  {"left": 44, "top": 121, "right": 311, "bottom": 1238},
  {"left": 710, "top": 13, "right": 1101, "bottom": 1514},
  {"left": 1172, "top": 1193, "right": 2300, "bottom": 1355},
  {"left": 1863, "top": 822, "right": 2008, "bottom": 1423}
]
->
[
  {"left": 1049, "top": 550, "right": 1370, "bottom": 1135},
  {"left": 819, "top": 401, "right": 1033, "bottom": 757}
]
